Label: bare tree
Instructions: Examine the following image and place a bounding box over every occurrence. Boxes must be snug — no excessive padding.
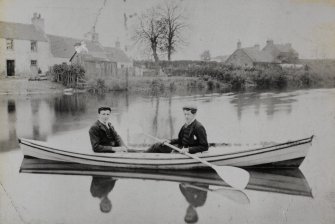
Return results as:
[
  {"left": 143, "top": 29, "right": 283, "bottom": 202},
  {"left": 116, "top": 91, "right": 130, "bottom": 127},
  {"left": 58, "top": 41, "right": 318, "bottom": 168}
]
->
[
  {"left": 159, "top": 1, "right": 188, "bottom": 61},
  {"left": 132, "top": 7, "right": 165, "bottom": 63}
]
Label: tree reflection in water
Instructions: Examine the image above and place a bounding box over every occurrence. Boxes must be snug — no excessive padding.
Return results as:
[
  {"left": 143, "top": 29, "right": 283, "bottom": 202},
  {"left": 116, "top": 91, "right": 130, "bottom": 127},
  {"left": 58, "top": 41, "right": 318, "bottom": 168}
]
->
[
  {"left": 90, "top": 176, "right": 117, "bottom": 213},
  {"left": 53, "top": 94, "right": 87, "bottom": 116},
  {"left": 179, "top": 183, "right": 209, "bottom": 223}
]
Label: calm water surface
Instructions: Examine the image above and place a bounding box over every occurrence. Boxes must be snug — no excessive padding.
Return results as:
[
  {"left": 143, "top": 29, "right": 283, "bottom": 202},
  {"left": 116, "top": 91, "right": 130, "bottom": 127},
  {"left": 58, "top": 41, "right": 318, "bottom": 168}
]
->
[{"left": 0, "top": 88, "right": 335, "bottom": 224}]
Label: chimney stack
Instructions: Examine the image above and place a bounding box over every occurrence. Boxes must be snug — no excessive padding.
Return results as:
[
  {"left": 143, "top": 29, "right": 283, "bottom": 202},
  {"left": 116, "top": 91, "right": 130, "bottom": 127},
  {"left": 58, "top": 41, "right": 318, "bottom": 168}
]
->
[
  {"left": 266, "top": 39, "right": 274, "bottom": 45},
  {"left": 237, "top": 40, "right": 241, "bottom": 49},
  {"left": 115, "top": 40, "right": 121, "bottom": 49},
  {"left": 31, "top": 12, "right": 45, "bottom": 32},
  {"left": 85, "top": 26, "right": 99, "bottom": 43}
]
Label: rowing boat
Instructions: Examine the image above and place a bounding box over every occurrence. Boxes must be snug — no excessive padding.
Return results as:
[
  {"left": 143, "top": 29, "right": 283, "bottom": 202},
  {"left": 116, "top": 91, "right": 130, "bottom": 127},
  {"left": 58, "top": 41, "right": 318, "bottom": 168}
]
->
[
  {"left": 18, "top": 136, "right": 313, "bottom": 169},
  {"left": 19, "top": 157, "right": 313, "bottom": 197}
]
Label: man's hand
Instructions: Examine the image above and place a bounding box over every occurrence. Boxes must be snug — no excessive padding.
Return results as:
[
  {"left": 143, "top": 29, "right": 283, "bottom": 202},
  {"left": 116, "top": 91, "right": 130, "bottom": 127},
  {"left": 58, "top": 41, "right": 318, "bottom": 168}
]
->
[
  {"left": 181, "top": 147, "right": 189, "bottom": 154},
  {"left": 160, "top": 139, "right": 171, "bottom": 146},
  {"left": 113, "top": 146, "right": 128, "bottom": 153}
]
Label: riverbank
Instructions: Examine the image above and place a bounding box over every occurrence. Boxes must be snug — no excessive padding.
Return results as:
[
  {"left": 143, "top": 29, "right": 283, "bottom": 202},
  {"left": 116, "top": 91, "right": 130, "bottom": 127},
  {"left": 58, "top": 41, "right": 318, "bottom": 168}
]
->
[
  {"left": 136, "top": 59, "right": 335, "bottom": 91},
  {"left": 0, "top": 76, "right": 209, "bottom": 95},
  {"left": 0, "top": 78, "right": 64, "bottom": 95}
]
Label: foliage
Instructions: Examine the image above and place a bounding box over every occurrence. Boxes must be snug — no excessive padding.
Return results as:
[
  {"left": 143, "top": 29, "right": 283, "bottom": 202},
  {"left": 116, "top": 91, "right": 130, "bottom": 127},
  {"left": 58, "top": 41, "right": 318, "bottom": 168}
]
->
[
  {"left": 139, "top": 60, "right": 329, "bottom": 91},
  {"left": 49, "top": 63, "right": 85, "bottom": 88}
]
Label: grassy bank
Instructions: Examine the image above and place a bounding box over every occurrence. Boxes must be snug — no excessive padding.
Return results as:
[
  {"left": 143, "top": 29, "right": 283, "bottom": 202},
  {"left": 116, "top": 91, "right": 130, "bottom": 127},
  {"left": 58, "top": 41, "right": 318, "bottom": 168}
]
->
[
  {"left": 23, "top": 59, "right": 334, "bottom": 96},
  {"left": 135, "top": 59, "right": 335, "bottom": 91},
  {"left": 0, "top": 78, "right": 64, "bottom": 95},
  {"left": 86, "top": 76, "right": 219, "bottom": 95}
]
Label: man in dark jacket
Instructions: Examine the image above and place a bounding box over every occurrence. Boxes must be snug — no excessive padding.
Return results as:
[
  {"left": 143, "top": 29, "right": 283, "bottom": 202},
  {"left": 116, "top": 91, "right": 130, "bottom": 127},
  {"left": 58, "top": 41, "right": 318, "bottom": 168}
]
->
[
  {"left": 89, "top": 106, "right": 127, "bottom": 153},
  {"left": 146, "top": 105, "right": 208, "bottom": 154}
]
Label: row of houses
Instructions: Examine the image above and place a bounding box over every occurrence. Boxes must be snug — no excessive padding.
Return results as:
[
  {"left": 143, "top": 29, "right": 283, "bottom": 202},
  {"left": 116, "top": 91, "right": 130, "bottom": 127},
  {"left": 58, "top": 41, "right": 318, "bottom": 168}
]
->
[
  {"left": 213, "top": 40, "right": 300, "bottom": 67},
  {"left": 0, "top": 13, "right": 132, "bottom": 78}
]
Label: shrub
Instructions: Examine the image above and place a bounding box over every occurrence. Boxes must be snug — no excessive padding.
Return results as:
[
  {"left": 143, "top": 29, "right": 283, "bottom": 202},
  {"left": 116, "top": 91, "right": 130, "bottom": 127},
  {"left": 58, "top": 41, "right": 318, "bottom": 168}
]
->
[{"left": 49, "top": 63, "right": 85, "bottom": 88}]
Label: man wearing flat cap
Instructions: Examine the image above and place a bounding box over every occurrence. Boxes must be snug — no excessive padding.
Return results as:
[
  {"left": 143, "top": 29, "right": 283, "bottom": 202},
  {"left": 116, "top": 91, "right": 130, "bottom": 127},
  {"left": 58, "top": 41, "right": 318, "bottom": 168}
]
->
[
  {"left": 89, "top": 106, "right": 127, "bottom": 153},
  {"left": 147, "top": 104, "right": 208, "bottom": 154}
]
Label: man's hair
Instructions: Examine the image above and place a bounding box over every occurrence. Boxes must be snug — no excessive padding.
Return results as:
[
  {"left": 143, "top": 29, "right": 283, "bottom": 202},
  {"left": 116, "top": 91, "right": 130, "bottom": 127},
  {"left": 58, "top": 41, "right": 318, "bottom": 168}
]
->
[
  {"left": 98, "top": 106, "right": 111, "bottom": 114},
  {"left": 183, "top": 107, "right": 197, "bottom": 114}
]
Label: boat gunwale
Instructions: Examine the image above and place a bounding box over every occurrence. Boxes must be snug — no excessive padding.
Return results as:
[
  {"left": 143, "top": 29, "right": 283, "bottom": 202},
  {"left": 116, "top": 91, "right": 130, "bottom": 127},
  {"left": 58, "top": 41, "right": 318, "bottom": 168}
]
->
[
  {"left": 19, "top": 135, "right": 313, "bottom": 161},
  {"left": 19, "top": 136, "right": 313, "bottom": 167}
]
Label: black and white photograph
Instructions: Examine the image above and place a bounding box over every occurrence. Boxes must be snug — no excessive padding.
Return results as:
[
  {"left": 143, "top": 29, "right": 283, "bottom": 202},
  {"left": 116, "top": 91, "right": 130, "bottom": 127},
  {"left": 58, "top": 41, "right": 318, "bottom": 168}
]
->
[{"left": 0, "top": 0, "right": 335, "bottom": 223}]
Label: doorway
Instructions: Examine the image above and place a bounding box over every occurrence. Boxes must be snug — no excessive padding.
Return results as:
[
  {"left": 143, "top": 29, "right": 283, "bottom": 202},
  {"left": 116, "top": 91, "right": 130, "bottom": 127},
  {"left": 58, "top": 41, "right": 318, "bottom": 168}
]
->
[{"left": 7, "top": 60, "right": 15, "bottom": 76}]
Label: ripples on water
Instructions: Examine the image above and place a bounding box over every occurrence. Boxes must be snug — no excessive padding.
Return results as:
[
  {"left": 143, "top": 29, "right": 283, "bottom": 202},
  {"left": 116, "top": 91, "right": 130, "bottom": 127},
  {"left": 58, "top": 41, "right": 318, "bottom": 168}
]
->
[{"left": 1, "top": 89, "right": 335, "bottom": 223}]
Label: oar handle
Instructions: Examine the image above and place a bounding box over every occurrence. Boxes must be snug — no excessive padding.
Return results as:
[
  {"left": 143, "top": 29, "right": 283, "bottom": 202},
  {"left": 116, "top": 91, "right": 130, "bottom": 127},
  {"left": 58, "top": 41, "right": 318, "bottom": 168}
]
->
[
  {"left": 142, "top": 133, "right": 213, "bottom": 168},
  {"left": 163, "top": 142, "right": 214, "bottom": 168}
]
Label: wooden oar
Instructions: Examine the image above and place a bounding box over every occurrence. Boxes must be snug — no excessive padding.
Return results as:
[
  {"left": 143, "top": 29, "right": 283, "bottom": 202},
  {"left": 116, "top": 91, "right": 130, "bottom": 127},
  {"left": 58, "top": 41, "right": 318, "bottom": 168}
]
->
[
  {"left": 182, "top": 183, "right": 250, "bottom": 205},
  {"left": 143, "top": 133, "right": 250, "bottom": 190}
]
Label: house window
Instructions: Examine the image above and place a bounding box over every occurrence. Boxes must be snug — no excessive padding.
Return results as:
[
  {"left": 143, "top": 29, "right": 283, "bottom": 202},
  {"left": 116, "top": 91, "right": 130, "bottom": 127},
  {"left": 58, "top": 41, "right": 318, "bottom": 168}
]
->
[
  {"left": 6, "top": 39, "right": 14, "bottom": 50},
  {"left": 31, "top": 41, "right": 37, "bottom": 52},
  {"left": 31, "top": 60, "right": 37, "bottom": 66}
]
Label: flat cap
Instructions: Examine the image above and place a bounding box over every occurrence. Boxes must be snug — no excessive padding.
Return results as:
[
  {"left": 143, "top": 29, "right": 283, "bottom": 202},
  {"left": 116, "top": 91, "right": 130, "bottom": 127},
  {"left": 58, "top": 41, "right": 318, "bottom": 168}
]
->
[{"left": 182, "top": 104, "right": 198, "bottom": 111}]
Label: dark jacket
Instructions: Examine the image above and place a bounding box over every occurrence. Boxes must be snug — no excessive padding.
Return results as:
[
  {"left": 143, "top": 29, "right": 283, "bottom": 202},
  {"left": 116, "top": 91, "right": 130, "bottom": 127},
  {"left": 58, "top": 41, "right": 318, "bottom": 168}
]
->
[
  {"left": 89, "top": 120, "right": 124, "bottom": 153},
  {"left": 179, "top": 183, "right": 208, "bottom": 207},
  {"left": 170, "top": 119, "right": 208, "bottom": 154},
  {"left": 90, "top": 176, "right": 116, "bottom": 198}
]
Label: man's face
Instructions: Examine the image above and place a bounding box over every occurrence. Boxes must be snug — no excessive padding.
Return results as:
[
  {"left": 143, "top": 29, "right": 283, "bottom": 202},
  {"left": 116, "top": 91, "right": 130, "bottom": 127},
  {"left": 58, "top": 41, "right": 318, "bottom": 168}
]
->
[
  {"left": 98, "top": 110, "right": 111, "bottom": 123},
  {"left": 183, "top": 110, "right": 196, "bottom": 124}
]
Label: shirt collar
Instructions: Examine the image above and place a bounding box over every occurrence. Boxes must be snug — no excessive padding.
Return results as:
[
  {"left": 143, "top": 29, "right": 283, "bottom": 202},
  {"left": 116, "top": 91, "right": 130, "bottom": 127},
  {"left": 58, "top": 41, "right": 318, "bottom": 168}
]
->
[
  {"left": 185, "top": 118, "right": 196, "bottom": 127},
  {"left": 98, "top": 119, "right": 108, "bottom": 127}
]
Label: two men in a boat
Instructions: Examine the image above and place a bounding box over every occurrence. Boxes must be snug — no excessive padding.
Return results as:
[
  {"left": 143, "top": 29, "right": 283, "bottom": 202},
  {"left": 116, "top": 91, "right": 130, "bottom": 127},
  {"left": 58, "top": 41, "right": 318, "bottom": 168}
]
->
[
  {"left": 89, "top": 105, "right": 208, "bottom": 154},
  {"left": 89, "top": 107, "right": 128, "bottom": 153}
]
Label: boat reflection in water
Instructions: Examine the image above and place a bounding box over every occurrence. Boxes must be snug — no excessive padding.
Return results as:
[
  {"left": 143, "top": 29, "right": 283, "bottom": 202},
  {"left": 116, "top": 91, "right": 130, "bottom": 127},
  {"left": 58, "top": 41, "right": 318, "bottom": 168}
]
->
[
  {"left": 20, "top": 157, "right": 313, "bottom": 218},
  {"left": 90, "top": 176, "right": 117, "bottom": 213}
]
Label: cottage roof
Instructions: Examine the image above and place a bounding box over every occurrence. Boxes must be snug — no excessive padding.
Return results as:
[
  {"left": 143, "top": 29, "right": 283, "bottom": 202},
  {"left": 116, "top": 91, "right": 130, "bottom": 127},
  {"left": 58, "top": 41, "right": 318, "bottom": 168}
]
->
[
  {"left": 212, "top": 55, "right": 229, "bottom": 62},
  {"left": 47, "top": 34, "right": 109, "bottom": 61},
  {"left": 242, "top": 47, "right": 274, "bottom": 63},
  {"left": 104, "top": 47, "right": 131, "bottom": 63},
  {"left": 0, "top": 21, "right": 47, "bottom": 42}
]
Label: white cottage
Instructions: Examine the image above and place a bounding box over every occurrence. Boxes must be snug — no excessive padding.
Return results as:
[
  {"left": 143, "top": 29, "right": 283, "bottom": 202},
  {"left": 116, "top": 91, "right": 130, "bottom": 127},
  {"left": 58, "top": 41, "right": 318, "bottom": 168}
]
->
[{"left": 0, "top": 13, "right": 49, "bottom": 77}]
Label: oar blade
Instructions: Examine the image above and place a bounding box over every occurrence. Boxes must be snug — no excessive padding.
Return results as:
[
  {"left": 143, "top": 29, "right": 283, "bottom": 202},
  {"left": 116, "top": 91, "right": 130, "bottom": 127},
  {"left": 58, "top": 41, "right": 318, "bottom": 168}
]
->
[
  {"left": 213, "top": 166, "right": 250, "bottom": 190},
  {"left": 214, "top": 188, "right": 250, "bottom": 205}
]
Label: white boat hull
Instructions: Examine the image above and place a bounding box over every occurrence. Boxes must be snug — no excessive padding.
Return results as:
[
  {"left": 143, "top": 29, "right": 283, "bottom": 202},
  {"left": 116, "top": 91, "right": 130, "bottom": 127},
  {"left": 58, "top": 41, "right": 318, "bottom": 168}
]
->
[{"left": 19, "top": 136, "right": 313, "bottom": 169}]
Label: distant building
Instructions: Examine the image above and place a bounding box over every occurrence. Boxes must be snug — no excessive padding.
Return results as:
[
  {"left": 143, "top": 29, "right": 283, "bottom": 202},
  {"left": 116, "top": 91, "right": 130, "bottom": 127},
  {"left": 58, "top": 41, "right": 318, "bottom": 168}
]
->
[
  {"left": 0, "top": 13, "right": 131, "bottom": 79},
  {"left": 48, "top": 33, "right": 117, "bottom": 78},
  {"left": 226, "top": 43, "right": 273, "bottom": 67},
  {"left": 226, "top": 40, "right": 299, "bottom": 67},
  {"left": 262, "top": 39, "right": 299, "bottom": 64},
  {"left": 0, "top": 13, "right": 49, "bottom": 77},
  {"left": 104, "top": 40, "right": 132, "bottom": 68}
]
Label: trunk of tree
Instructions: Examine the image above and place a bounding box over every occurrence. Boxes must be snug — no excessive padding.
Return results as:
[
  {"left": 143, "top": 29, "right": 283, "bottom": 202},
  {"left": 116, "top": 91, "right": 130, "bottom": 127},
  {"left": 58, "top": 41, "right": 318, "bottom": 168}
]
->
[{"left": 152, "top": 43, "right": 159, "bottom": 63}]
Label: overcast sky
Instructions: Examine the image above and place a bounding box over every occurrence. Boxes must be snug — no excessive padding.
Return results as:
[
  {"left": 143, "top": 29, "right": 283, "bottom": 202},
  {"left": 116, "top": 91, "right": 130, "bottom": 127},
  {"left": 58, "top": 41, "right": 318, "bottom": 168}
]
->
[{"left": 1, "top": 0, "right": 335, "bottom": 60}]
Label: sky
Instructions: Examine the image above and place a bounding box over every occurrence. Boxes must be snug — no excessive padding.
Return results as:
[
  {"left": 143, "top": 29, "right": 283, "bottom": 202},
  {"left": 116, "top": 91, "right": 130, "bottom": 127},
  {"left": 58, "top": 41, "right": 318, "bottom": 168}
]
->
[{"left": 1, "top": 0, "right": 335, "bottom": 60}]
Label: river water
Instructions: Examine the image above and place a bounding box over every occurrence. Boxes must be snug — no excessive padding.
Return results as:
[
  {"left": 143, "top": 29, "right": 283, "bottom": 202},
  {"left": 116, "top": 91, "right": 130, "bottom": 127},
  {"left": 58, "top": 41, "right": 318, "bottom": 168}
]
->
[{"left": 0, "top": 88, "right": 335, "bottom": 224}]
